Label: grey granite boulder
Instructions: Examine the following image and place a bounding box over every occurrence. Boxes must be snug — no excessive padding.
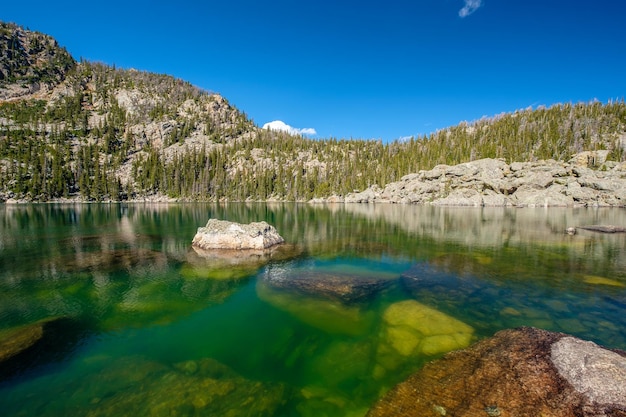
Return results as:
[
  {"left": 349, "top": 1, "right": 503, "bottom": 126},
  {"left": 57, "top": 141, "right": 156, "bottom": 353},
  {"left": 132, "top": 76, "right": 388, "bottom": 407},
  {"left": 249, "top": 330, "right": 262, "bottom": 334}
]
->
[{"left": 192, "top": 219, "right": 284, "bottom": 251}]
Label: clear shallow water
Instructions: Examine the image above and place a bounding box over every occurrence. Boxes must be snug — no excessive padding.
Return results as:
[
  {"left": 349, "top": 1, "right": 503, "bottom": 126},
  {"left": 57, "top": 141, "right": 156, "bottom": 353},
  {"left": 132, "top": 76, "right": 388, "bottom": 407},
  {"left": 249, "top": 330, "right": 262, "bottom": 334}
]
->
[{"left": 0, "top": 203, "right": 625, "bottom": 416}]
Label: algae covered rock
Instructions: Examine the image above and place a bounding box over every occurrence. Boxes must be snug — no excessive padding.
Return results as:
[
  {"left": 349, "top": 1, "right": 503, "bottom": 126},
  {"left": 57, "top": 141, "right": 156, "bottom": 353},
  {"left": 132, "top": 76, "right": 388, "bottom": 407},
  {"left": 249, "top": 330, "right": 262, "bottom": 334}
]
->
[
  {"left": 260, "top": 269, "right": 393, "bottom": 304},
  {"left": 380, "top": 300, "right": 475, "bottom": 357},
  {"left": 0, "top": 321, "right": 47, "bottom": 364},
  {"left": 373, "top": 300, "right": 475, "bottom": 382},
  {"left": 259, "top": 261, "right": 398, "bottom": 303},
  {"left": 0, "top": 317, "right": 86, "bottom": 379},
  {"left": 34, "top": 356, "right": 291, "bottom": 417},
  {"left": 257, "top": 282, "right": 374, "bottom": 335},
  {"left": 0, "top": 317, "right": 71, "bottom": 365}
]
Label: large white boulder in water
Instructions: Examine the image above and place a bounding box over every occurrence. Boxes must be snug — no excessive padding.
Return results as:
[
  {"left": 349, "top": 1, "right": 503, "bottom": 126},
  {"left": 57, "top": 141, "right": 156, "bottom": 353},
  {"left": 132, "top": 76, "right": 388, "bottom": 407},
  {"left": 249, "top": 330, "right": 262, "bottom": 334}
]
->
[{"left": 192, "top": 219, "right": 284, "bottom": 251}]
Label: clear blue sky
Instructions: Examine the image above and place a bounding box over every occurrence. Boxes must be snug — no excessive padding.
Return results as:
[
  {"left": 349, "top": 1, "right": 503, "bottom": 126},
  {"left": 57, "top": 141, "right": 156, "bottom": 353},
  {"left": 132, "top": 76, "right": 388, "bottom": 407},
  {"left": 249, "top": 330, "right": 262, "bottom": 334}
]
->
[{"left": 3, "top": 0, "right": 625, "bottom": 142}]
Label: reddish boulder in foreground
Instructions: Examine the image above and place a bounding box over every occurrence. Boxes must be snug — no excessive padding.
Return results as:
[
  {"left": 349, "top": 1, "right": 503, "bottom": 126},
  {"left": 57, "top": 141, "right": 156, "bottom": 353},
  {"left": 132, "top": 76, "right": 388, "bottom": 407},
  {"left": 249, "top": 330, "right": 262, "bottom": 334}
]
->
[{"left": 367, "top": 327, "right": 626, "bottom": 417}]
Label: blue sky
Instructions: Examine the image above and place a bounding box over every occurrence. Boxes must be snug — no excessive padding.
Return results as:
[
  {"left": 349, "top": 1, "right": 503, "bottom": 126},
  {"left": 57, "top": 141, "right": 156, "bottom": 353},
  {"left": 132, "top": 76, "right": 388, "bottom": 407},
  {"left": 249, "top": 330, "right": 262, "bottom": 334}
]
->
[{"left": 3, "top": 0, "right": 625, "bottom": 141}]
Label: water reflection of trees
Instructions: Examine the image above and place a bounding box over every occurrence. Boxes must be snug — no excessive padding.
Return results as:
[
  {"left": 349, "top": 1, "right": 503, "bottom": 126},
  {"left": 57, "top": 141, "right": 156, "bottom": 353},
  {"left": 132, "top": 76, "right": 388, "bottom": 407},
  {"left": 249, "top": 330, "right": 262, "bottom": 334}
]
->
[
  {"left": 2, "top": 203, "right": 625, "bottom": 279},
  {"left": 1, "top": 203, "right": 624, "bottom": 332}
]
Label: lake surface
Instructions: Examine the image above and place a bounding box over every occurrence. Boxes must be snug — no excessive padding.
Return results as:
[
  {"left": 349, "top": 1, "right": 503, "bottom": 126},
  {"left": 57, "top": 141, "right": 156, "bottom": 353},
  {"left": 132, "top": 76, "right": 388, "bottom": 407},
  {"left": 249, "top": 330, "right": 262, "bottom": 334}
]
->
[{"left": 0, "top": 203, "right": 625, "bottom": 416}]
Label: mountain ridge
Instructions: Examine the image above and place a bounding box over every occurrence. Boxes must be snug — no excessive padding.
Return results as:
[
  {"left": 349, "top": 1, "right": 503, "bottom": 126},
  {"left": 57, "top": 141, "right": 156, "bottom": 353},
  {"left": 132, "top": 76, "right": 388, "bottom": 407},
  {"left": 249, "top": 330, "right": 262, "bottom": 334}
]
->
[{"left": 1, "top": 22, "right": 625, "bottom": 204}]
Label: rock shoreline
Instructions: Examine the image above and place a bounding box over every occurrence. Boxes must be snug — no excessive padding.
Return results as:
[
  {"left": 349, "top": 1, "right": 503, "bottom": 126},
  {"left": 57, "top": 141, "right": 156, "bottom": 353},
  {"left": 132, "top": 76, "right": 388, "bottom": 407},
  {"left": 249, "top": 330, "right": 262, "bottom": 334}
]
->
[
  {"left": 2, "top": 155, "right": 626, "bottom": 207},
  {"left": 345, "top": 156, "right": 626, "bottom": 207}
]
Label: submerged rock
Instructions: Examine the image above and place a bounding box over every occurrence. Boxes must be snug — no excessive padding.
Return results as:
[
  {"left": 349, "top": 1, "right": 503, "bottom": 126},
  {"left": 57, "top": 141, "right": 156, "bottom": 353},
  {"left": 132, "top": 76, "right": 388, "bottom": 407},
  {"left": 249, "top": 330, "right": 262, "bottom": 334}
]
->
[
  {"left": 14, "top": 355, "right": 290, "bottom": 417},
  {"left": 0, "top": 317, "right": 86, "bottom": 380},
  {"left": 367, "top": 327, "right": 626, "bottom": 417},
  {"left": 0, "top": 317, "right": 69, "bottom": 365},
  {"left": 192, "top": 219, "right": 285, "bottom": 251},
  {"left": 260, "top": 268, "right": 393, "bottom": 304},
  {"left": 379, "top": 300, "right": 474, "bottom": 358},
  {"left": 257, "top": 283, "right": 375, "bottom": 335}
]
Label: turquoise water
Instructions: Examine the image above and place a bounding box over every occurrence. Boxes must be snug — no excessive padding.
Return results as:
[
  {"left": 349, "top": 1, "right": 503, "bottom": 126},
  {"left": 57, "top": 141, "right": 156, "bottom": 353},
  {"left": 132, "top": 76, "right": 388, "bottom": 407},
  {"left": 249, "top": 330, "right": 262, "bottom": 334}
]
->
[{"left": 0, "top": 203, "right": 625, "bottom": 416}]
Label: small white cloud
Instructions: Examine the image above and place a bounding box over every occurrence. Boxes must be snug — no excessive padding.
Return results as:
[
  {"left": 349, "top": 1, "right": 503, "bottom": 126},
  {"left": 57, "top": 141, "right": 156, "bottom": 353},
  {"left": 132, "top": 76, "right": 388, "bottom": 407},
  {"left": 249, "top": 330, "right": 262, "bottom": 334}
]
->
[
  {"left": 459, "top": 0, "right": 482, "bottom": 17},
  {"left": 262, "top": 120, "right": 317, "bottom": 136}
]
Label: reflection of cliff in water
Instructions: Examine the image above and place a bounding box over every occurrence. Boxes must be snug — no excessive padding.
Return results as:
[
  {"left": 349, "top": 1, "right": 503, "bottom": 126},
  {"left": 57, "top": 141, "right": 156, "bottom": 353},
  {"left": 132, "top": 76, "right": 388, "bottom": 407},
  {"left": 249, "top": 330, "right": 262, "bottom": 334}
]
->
[
  {"left": 341, "top": 204, "right": 626, "bottom": 247},
  {"left": 340, "top": 204, "right": 626, "bottom": 278},
  {"left": 3, "top": 202, "right": 625, "bottom": 267}
]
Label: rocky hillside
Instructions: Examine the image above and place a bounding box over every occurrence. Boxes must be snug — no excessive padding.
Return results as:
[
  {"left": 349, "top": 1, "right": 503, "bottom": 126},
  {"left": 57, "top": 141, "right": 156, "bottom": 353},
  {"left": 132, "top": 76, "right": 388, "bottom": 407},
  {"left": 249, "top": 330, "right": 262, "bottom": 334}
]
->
[
  {"left": 345, "top": 154, "right": 626, "bottom": 207},
  {"left": 1, "top": 22, "right": 625, "bottom": 203},
  {"left": 0, "top": 23, "right": 397, "bottom": 202},
  {"left": 0, "top": 22, "right": 75, "bottom": 100}
]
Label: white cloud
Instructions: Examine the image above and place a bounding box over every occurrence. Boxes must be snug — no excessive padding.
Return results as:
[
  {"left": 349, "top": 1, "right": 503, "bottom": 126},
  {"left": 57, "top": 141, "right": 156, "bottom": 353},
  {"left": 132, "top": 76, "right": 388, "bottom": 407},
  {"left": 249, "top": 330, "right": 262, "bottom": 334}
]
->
[
  {"left": 459, "top": 0, "right": 482, "bottom": 18},
  {"left": 262, "top": 120, "right": 317, "bottom": 136}
]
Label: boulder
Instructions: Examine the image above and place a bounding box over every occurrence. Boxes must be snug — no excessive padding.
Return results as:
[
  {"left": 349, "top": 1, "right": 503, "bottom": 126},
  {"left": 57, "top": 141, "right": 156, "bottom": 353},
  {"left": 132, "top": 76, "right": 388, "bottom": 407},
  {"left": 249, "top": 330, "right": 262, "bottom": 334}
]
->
[
  {"left": 432, "top": 188, "right": 484, "bottom": 207},
  {"left": 379, "top": 300, "right": 475, "bottom": 358},
  {"left": 192, "top": 219, "right": 284, "bottom": 251},
  {"left": 512, "top": 184, "right": 575, "bottom": 207},
  {"left": 367, "top": 327, "right": 626, "bottom": 417},
  {"left": 570, "top": 150, "right": 611, "bottom": 168},
  {"left": 256, "top": 284, "right": 373, "bottom": 335},
  {"left": 16, "top": 355, "right": 290, "bottom": 417},
  {"left": 344, "top": 185, "right": 383, "bottom": 203},
  {"left": 0, "top": 317, "right": 68, "bottom": 365},
  {"left": 259, "top": 267, "right": 395, "bottom": 303}
]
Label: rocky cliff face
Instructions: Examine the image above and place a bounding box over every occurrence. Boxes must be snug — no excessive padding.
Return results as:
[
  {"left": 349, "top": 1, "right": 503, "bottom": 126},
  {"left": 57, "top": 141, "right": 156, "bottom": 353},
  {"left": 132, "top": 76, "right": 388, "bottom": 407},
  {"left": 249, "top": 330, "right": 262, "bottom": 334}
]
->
[
  {"left": 0, "top": 23, "right": 253, "bottom": 201},
  {"left": 0, "top": 22, "right": 75, "bottom": 100},
  {"left": 346, "top": 154, "right": 626, "bottom": 207}
]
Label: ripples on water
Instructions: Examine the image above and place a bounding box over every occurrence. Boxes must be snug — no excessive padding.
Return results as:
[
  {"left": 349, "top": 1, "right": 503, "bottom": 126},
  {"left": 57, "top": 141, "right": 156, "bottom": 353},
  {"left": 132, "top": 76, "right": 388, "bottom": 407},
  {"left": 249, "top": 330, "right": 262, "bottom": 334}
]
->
[{"left": 0, "top": 203, "right": 625, "bottom": 416}]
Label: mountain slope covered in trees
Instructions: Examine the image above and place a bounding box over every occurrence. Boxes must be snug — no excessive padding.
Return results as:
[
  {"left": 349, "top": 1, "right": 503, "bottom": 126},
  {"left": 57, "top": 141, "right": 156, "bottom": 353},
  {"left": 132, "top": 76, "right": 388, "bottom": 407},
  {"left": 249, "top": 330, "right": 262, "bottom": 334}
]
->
[{"left": 1, "top": 22, "right": 625, "bottom": 202}]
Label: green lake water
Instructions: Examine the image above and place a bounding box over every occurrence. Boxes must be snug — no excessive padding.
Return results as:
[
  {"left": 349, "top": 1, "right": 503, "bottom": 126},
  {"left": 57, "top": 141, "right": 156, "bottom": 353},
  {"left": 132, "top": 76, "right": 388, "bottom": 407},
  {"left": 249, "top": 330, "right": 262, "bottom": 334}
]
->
[{"left": 0, "top": 203, "right": 625, "bottom": 416}]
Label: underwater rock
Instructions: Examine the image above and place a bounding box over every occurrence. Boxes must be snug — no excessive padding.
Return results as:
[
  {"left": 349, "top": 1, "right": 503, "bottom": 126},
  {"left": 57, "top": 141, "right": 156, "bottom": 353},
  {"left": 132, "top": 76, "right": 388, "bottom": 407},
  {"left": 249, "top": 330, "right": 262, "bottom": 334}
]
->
[
  {"left": 53, "top": 356, "right": 290, "bottom": 417},
  {"left": 186, "top": 247, "right": 271, "bottom": 279},
  {"left": 0, "top": 317, "right": 69, "bottom": 365},
  {"left": 192, "top": 219, "right": 285, "bottom": 250},
  {"left": 256, "top": 283, "right": 373, "bottom": 335},
  {"left": 367, "top": 327, "right": 626, "bottom": 417},
  {"left": 259, "top": 266, "right": 394, "bottom": 303},
  {"left": 0, "top": 317, "right": 86, "bottom": 380},
  {"left": 379, "top": 300, "right": 474, "bottom": 359},
  {"left": 400, "top": 263, "right": 483, "bottom": 310},
  {"left": 305, "top": 340, "right": 374, "bottom": 388},
  {"left": 583, "top": 275, "right": 625, "bottom": 287}
]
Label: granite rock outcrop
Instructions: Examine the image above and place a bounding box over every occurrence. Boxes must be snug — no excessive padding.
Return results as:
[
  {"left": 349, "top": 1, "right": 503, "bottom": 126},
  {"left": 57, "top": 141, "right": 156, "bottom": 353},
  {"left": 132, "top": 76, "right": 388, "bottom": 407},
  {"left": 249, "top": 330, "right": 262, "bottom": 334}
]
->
[{"left": 346, "top": 156, "right": 626, "bottom": 207}]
